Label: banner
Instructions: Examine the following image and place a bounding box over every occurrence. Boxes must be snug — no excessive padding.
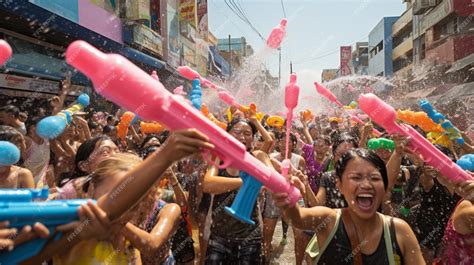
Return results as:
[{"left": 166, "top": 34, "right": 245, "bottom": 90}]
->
[
  {"left": 126, "top": 0, "right": 151, "bottom": 23},
  {"left": 179, "top": 0, "right": 196, "bottom": 40},
  {"left": 167, "top": 0, "right": 181, "bottom": 67},
  {"left": 197, "top": 0, "right": 208, "bottom": 41},
  {"left": 340, "top": 46, "right": 352, "bottom": 76}
]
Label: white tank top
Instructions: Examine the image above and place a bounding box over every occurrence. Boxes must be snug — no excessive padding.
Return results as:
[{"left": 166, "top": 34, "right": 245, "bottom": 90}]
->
[
  {"left": 270, "top": 152, "right": 301, "bottom": 169},
  {"left": 24, "top": 139, "right": 50, "bottom": 186}
]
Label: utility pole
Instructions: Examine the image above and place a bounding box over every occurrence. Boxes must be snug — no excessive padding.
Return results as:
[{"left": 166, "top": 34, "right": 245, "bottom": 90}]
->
[{"left": 290, "top": 61, "right": 293, "bottom": 74}]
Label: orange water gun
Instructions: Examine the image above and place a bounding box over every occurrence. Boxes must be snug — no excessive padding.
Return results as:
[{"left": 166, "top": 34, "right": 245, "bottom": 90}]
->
[
  {"left": 117, "top": 112, "right": 135, "bottom": 141},
  {"left": 427, "top": 132, "right": 451, "bottom": 148},
  {"left": 201, "top": 104, "right": 227, "bottom": 130},
  {"left": 397, "top": 110, "right": 444, "bottom": 133},
  {"left": 140, "top": 122, "right": 165, "bottom": 134}
]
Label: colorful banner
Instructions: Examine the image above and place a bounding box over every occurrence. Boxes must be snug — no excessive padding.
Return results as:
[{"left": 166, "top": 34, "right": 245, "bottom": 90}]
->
[
  {"left": 124, "top": 23, "right": 163, "bottom": 56},
  {"left": 195, "top": 34, "right": 208, "bottom": 76},
  {"left": 179, "top": 0, "right": 197, "bottom": 40},
  {"left": 167, "top": 0, "right": 181, "bottom": 67},
  {"left": 340, "top": 46, "right": 352, "bottom": 76},
  {"left": 197, "top": 0, "right": 208, "bottom": 41},
  {"left": 79, "top": 0, "right": 123, "bottom": 43}
]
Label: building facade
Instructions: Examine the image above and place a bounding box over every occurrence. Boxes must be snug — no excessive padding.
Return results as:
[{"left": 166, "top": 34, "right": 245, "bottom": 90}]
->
[{"left": 368, "top": 17, "right": 399, "bottom": 77}]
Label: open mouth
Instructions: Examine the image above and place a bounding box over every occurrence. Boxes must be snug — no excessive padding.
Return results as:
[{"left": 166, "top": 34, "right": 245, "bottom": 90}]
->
[{"left": 356, "top": 194, "right": 374, "bottom": 212}]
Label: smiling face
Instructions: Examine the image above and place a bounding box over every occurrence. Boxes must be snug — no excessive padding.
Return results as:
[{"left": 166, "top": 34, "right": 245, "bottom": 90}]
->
[
  {"left": 337, "top": 157, "right": 385, "bottom": 219},
  {"left": 229, "top": 121, "right": 254, "bottom": 151}
]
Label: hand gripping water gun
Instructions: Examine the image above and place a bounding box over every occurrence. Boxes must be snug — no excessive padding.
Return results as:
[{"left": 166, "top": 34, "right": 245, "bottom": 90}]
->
[
  {"left": 0, "top": 188, "right": 93, "bottom": 264},
  {"left": 201, "top": 104, "right": 227, "bottom": 130},
  {"left": 177, "top": 66, "right": 217, "bottom": 89},
  {"left": 65, "top": 41, "right": 300, "bottom": 224},
  {"left": 266, "top": 18, "right": 287, "bottom": 49},
  {"left": 282, "top": 73, "right": 300, "bottom": 177},
  {"left": 358, "top": 93, "right": 473, "bottom": 181},
  {"left": 457, "top": 154, "right": 474, "bottom": 171},
  {"left": 314, "top": 82, "right": 382, "bottom": 137},
  {"left": 0, "top": 39, "right": 12, "bottom": 65},
  {"left": 117, "top": 111, "right": 135, "bottom": 141},
  {"left": 36, "top": 93, "right": 90, "bottom": 139},
  {"left": 266, "top": 115, "right": 285, "bottom": 128},
  {"left": 397, "top": 110, "right": 444, "bottom": 133},
  {"left": 419, "top": 99, "right": 464, "bottom": 145},
  {"left": 217, "top": 90, "right": 257, "bottom": 115},
  {"left": 0, "top": 141, "right": 20, "bottom": 166},
  {"left": 367, "top": 138, "right": 395, "bottom": 152},
  {"left": 140, "top": 122, "right": 165, "bottom": 134},
  {"left": 189, "top": 79, "right": 202, "bottom": 110},
  {"left": 301, "top": 109, "right": 313, "bottom": 122}
]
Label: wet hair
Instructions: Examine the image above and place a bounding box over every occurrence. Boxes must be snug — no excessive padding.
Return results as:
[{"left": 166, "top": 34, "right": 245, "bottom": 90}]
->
[
  {"left": 140, "top": 134, "right": 161, "bottom": 151},
  {"left": 0, "top": 105, "right": 20, "bottom": 118},
  {"left": 88, "top": 120, "right": 100, "bottom": 130},
  {"left": 25, "top": 116, "right": 43, "bottom": 134},
  {"left": 313, "top": 135, "right": 331, "bottom": 146},
  {"left": 57, "top": 135, "right": 111, "bottom": 187},
  {"left": 226, "top": 118, "right": 257, "bottom": 136},
  {"left": 103, "top": 125, "right": 116, "bottom": 134},
  {"left": 335, "top": 148, "right": 389, "bottom": 190},
  {"left": 332, "top": 133, "right": 359, "bottom": 155},
  {"left": 142, "top": 145, "right": 160, "bottom": 159},
  {"left": 276, "top": 131, "right": 297, "bottom": 146},
  {"left": 0, "top": 125, "right": 23, "bottom": 142}
]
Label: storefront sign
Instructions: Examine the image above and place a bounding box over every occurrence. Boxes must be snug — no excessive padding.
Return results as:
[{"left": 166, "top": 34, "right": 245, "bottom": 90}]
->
[
  {"left": 124, "top": 23, "right": 163, "bottom": 57},
  {"left": 0, "top": 73, "right": 85, "bottom": 95}
]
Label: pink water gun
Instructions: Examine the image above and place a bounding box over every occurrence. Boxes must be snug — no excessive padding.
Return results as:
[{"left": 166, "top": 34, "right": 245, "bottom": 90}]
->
[
  {"left": 282, "top": 73, "right": 300, "bottom": 177},
  {"left": 177, "top": 66, "right": 217, "bottom": 89},
  {"left": 314, "top": 82, "right": 382, "bottom": 137},
  {"left": 358, "top": 93, "right": 472, "bottom": 181},
  {"left": 267, "top": 18, "right": 287, "bottom": 49},
  {"left": 65, "top": 40, "right": 300, "bottom": 223},
  {"left": 0, "top": 40, "right": 12, "bottom": 65},
  {"left": 217, "top": 90, "right": 255, "bottom": 114}
]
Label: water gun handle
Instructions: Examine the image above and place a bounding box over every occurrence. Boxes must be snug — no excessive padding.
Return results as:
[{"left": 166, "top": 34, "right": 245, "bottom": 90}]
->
[
  {"left": 0, "top": 228, "right": 61, "bottom": 264},
  {"left": 224, "top": 172, "right": 263, "bottom": 225}
]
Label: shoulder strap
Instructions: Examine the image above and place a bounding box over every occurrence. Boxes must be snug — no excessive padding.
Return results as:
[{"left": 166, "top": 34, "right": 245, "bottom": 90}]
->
[
  {"left": 341, "top": 208, "right": 362, "bottom": 265},
  {"left": 305, "top": 209, "right": 342, "bottom": 264},
  {"left": 383, "top": 215, "right": 396, "bottom": 265}
]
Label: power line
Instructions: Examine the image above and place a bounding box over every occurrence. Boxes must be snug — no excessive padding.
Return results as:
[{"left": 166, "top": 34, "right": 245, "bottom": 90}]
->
[
  {"left": 280, "top": 0, "right": 287, "bottom": 18},
  {"left": 293, "top": 35, "right": 368, "bottom": 64},
  {"left": 223, "top": 0, "right": 265, "bottom": 41}
]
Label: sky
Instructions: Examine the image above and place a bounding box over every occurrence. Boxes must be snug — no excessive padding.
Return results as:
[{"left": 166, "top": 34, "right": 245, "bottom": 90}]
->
[{"left": 207, "top": 0, "right": 406, "bottom": 105}]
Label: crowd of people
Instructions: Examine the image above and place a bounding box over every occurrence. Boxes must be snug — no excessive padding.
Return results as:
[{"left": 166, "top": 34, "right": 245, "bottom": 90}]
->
[{"left": 0, "top": 78, "right": 473, "bottom": 265}]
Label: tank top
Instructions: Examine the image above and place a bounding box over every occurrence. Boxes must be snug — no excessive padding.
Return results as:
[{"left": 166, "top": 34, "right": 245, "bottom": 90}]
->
[
  {"left": 436, "top": 200, "right": 474, "bottom": 264},
  {"left": 209, "top": 169, "right": 262, "bottom": 242},
  {"left": 24, "top": 139, "right": 50, "bottom": 187},
  {"left": 270, "top": 152, "right": 302, "bottom": 169},
  {"left": 307, "top": 210, "right": 403, "bottom": 265}
]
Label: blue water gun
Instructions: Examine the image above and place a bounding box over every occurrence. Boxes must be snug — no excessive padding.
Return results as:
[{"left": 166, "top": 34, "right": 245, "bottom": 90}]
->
[
  {"left": 189, "top": 79, "right": 202, "bottom": 110},
  {"left": 0, "top": 189, "right": 92, "bottom": 264},
  {"left": 419, "top": 99, "right": 464, "bottom": 145},
  {"left": 36, "top": 93, "right": 90, "bottom": 139},
  {"left": 457, "top": 154, "right": 474, "bottom": 171},
  {"left": 0, "top": 141, "right": 20, "bottom": 166}
]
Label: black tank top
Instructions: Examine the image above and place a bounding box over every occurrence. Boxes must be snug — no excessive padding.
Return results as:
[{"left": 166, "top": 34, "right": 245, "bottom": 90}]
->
[
  {"left": 318, "top": 217, "right": 404, "bottom": 265},
  {"left": 209, "top": 169, "right": 262, "bottom": 242}
]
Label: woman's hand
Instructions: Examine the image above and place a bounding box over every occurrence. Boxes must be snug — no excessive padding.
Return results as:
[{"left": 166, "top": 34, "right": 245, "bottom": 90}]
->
[
  {"left": 0, "top": 221, "right": 50, "bottom": 251},
  {"left": 392, "top": 134, "right": 410, "bottom": 155},
  {"left": 159, "top": 129, "right": 215, "bottom": 165},
  {"left": 455, "top": 180, "right": 474, "bottom": 203},
  {"left": 57, "top": 201, "right": 117, "bottom": 242},
  {"left": 271, "top": 174, "right": 305, "bottom": 210}
]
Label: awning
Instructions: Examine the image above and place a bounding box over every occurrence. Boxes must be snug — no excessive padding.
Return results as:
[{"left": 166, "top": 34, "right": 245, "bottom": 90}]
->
[
  {"left": 119, "top": 47, "right": 165, "bottom": 70},
  {"left": 209, "top": 46, "right": 230, "bottom": 78},
  {"left": 445, "top": 53, "right": 474, "bottom": 73}
]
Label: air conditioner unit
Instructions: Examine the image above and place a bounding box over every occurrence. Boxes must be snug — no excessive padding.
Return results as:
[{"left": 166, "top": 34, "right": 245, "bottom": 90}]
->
[{"left": 413, "top": 0, "right": 437, "bottom": 15}]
